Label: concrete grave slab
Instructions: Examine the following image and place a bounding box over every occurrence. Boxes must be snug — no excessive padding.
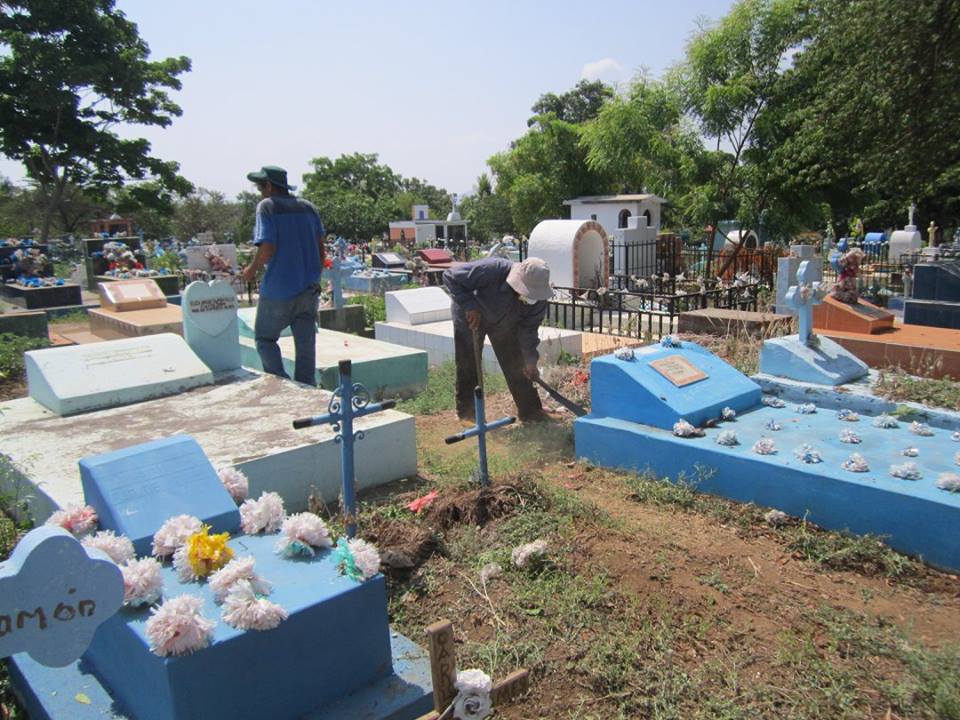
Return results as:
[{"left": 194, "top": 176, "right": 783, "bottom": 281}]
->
[
  {"left": 0, "top": 372, "right": 417, "bottom": 523},
  {"left": 24, "top": 334, "right": 213, "bottom": 416},
  {"left": 87, "top": 304, "right": 183, "bottom": 340},
  {"left": 239, "top": 328, "right": 428, "bottom": 398},
  {"left": 385, "top": 286, "right": 452, "bottom": 325}
]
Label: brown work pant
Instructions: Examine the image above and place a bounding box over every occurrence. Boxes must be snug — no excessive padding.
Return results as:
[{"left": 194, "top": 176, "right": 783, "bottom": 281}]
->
[{"left": 453, "top": 312, "right": 542, "bottom": 421}]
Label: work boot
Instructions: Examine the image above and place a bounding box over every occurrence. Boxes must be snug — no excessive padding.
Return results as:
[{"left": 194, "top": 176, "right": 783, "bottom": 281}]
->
[{"left": 458, "top": 414, "right": 476, "bottom": 429}]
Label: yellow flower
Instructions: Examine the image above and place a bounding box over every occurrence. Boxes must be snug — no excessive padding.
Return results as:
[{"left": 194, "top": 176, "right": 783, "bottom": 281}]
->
[{"left": 185, "top": 525, "right": 234, "bottom": 579}]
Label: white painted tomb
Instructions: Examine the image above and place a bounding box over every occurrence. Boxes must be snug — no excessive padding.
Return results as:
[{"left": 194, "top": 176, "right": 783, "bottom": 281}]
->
[
  {"left": 0, "top": 372, "right": 417, "bottom": 524},
  {"left": 24, "top": 333, "right": 213, "bottom": 416},
  {"left": 528, "top": 219, "right": 609, "bottom": 289},
  {"left": 377, "top": 287, "right": 582, "bottom": 371},
  {"left": 385, "top": 285, "right": 451, "bottom": 325}
]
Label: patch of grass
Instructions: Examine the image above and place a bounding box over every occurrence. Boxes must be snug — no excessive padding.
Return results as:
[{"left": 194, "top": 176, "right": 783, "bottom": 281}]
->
[
  {"left": 622, "top": 469, "right": 919, "bottom": 580},
  {"left": 348, "top": 293, "right": 386, "bottom": 328},
  {"left": 784, "top": 516, "right": 920, "bottom": 579},
  {"left": 48, "top": 309, "right": 88, "bottom": 325},
  {"left": 396, "top": 360, "right": 506, "bottom": 416},
  {"left": 875, "top": 368, "right": 960, "bottom": 410},
  {"left": 0, "top": 333, "right": 48, "bottom": 386}
]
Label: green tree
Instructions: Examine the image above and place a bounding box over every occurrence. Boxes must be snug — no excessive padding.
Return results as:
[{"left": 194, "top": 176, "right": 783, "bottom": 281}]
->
[
  {"left": 674, "top": 0, "right": 807, "bottom": 270},
  {"left": 775, "top": 0, "right": 960, "bottom": 229},
  {"left": 581, "top": 76, "right": 710, "bottom": 226},
  {"left": 459, "top": 173, "right": 513, "bottom": 244},
  {"left": 172, "top": 188, "right": 238, "bottom": 242},
  {"left": 489, "top": 117, "right": 612, "bottom": 235},
  {"left": 301, "top": 153, "right": 404, "bottom": 239},
  {"left": 529, "top": 79, "right": 615, "bottom": 126},
  {"left": 0, "top": 0, "right": 193, "bottom": 241}
]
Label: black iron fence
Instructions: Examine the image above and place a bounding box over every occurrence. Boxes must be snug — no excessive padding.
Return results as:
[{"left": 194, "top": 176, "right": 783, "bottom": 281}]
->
[{"left": 542, "top": 283, "right": 760, "bottom": 339}]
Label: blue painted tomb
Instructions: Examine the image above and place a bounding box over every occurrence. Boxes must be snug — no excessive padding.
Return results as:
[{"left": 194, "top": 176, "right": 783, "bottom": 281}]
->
[
  {"left": 79, "top": 436, "right": 241, "bottom": 558},
  {"left": 576, "top": 341, "right": 960, "bottom": 572},
  {"left": 13, "top": 435, "right": 433, "bottom": 720}
]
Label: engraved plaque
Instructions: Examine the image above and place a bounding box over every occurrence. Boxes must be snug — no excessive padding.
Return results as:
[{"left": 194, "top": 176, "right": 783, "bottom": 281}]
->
[{"left": 649, "top": 355, "right": 708, "bottom": 387}]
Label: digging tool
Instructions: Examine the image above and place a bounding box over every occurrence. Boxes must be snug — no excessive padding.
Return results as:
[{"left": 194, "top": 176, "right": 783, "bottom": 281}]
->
[{"left": 533, "top": 376, "right": 588, "bottom": 417}]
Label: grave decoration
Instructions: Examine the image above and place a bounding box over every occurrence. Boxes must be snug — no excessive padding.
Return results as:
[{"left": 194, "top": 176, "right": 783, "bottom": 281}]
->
[
  {"left": 292, "top": 359, "right": 398, "bottom": 538},
  {"left": 832, "top": 247, "right": 864, "bottom": 304},
  {"left": 760, "top": 261, "right": 869, "bottom": 386},
  {"left": 575, "top": 339, "right": 960, "bottom": 572},
  {"left": 0, "top": 246, "right": 82, "bottom": 308},
  {"left": 420, "top": 620, "right": 530, "bottom": 720},
  {"left": 8, "top": 432, "right": 433, "bottom": 720}
]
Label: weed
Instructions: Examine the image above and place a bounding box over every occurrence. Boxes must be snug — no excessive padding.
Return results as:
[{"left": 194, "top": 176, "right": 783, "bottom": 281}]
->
[
  {"left": 0, "top": 333, "right": 47, "bottom": 382},
  {"left": 397, "top": 361, "right": 506, "bottom": 416},
  {"left": 349, "top": 293, "right": 386, "bottom": 327},
  {"left": 876, "top": 368, "right": 960, "bottom": 411}
]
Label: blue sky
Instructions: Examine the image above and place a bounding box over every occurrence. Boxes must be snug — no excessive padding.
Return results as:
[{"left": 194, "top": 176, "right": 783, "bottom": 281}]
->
[{"left": 1, "top": 0, "right": 735, "bottom": 199}]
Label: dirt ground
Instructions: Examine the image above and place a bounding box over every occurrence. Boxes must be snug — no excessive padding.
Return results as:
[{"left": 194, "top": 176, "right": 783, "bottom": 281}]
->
[{"left": 366, "top": 391, "right": 960, "bottom": 720}]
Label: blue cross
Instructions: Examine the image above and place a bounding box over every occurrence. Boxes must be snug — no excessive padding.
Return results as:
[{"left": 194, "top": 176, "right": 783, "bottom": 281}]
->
[
  {"left": 292, "top": 360, "right": 396, "bottom": 537},
  {"left": 444, "top": 386, "right": 516, "bottom": 487},
  {"left": 784, "top": 260, "right": 823, "bottom": 346}
]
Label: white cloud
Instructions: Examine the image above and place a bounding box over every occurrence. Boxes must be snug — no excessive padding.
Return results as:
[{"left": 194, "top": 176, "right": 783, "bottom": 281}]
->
[{"left": 580, "top": 58, "right": 626, "bottom": 83}]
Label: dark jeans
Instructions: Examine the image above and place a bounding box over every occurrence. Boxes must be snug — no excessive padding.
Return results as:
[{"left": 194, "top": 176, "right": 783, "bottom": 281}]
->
[
  {"left": 254, "top": 286, "right": 319, "bottom": 386},
  {"left": 453, "top": 311, "right": 542, "bottom": 421}
]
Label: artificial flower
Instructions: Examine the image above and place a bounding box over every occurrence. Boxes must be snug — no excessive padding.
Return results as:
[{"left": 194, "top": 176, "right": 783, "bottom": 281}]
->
[{"left": 146, "top": 595, "right": 215, "bottom": 657}]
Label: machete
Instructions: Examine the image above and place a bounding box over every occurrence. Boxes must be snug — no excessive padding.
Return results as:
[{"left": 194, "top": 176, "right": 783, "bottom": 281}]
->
[{"left": 534, "top": 376, "right": 588, "bottom": 417}]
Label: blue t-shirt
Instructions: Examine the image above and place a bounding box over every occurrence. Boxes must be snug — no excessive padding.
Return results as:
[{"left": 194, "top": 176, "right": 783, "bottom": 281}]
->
[{"left": 253, "top": 196, "right": 324, "bottom": 300}]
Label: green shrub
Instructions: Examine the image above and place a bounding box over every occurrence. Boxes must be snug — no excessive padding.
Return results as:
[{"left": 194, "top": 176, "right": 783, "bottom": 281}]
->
[
  {"left": 352, "top": 294, "right": 386, "bottom": 327},
  {"left": 0, "top": 333, "right": 48, "bottom": 381}
]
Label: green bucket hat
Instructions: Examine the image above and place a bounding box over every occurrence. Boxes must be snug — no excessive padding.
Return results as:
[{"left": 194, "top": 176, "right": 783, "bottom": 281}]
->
[{"left": 246, "top": 165, "right": 295, "bottom": 191}]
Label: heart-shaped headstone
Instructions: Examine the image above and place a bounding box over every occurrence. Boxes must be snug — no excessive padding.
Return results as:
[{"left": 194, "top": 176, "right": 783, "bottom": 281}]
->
[{"left": 183, "top": 280, "right": 238, "bottom": 337}]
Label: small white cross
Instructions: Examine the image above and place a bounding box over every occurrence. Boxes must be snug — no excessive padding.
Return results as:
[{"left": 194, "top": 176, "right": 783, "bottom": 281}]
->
[{"left": 784, "top": 260, "right": 823, "bottom": 346}]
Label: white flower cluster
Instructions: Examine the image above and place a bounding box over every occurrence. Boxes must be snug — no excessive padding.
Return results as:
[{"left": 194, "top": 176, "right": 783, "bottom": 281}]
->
[
  {"left": 511, "top": 539, "right": 548, "bottom": 569},
  {"left": 152, "top": 515, "right": 203, "bottom": 559},
  {"left": 672, "top": 420, "right": 702, "bottom": 437},
  {"left": 240, "top": 492, "right": 286, "bottom": 535},
  {"left": 793, "top": 444, "right": 822, "bottom": 464},
  {"left": 873, "top": 415, "right": 899, "bottom": 429},
  {"left": 837, "top": 409, "right": 859, "bottom": 422},
  {"left": 274, "top": 513, "right": 333, "bottom": 558},
  {"left": 715, "top": 430, "right": 738, "bottom": 446},
  {"left": 453, "top": 668, "right": 493, "bottom": 720},
  {"left": 936, "top": 472, "right": 960, "bottom": 493},
  {"left": 209, "top": 556, "right": 272, "bottom": 604},
  {"left": 762, "top": 396, "right": 785, "bottom": 408},
  {"left": 902, "top": 447, "right": 919, "bottom": 457},
  {"left": 752, "top": 438, "right": 777, "bottom": 455},
  {"left": 842, "top": 453, "right": 870, "bottom": 472},
  {"left": 765, "top": 419, "right": 781, "bottom": 431},
  {"left": 613, "top": 346, "right": 635, "bottom": 361},
  {"left": 216, "top": 466, "right": 249, "bottom": 503},
  {"left": 764, "top": 509, "right": 789, "bottom": 526},
  {"left": 721, "top": 407, "right": 736, "bottom": 421},
  {"left": 121, "top": 557, "right": 164, "bottom": 607},
  {"left": 145, "top": 595, "right": 215, "bottom": 657},
  {"left": 910, "top": 421, "right": 934, "bottom": 437},
  {"left": 839, "top": 429, "right": 861, "bottom": 444},
  {"left": 890, "top": 461, "right": 922, "bottom": 480},
  {"left": 221, "top": 580, "right": 287, "bottom": 631},
  {"left": 796, "top": 403, "right": 817, "bottom": 414},
  {"left": 82, "top": 530, "right": 135, "bottom": 565}
]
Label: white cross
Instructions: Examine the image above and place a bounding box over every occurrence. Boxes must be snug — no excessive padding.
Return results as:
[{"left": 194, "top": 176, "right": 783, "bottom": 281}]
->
[{"left": 784, "top": 260, "right": 823, "bottom": 346}]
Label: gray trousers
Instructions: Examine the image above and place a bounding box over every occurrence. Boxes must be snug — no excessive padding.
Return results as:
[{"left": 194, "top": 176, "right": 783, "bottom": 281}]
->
[{"left": 453, "top": 310, "right": 542, "bottom": 421}]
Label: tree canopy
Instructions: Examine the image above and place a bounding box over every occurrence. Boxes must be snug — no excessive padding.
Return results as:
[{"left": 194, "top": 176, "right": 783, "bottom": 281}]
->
[{"left": 0, "top": 0, "right": 193, "bottom": 240}]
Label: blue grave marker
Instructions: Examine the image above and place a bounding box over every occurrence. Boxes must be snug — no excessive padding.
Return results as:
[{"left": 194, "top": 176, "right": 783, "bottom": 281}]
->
[
  {"left": 444, "top": 386, "right": 516, "bottom": 487},
  {"left": 293, "top": 360, "right": 397, "bottom": 537},
  {"left": 79, "top": 436, "right": 241, "bottom": 557},
  {"left": 0, "top": 527, "right": 123, "bottom": 667},
  {"left": 784, "top": 260, "right": 824, "bottom": 346}
]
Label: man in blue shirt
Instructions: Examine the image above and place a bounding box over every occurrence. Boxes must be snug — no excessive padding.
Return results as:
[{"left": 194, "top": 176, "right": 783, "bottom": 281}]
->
[
  {"left": 443, "top": 256, "right": 555, "bottom": 423},
  {"left": 241, "top": 165, "right": 325, "bottom": 386}
]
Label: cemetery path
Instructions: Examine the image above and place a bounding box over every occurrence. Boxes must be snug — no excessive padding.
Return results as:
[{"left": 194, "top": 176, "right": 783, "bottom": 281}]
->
[{"left": 392, "top": 399, "right": 960, "bottom": 719}]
